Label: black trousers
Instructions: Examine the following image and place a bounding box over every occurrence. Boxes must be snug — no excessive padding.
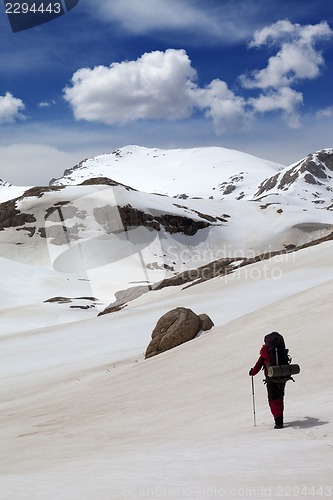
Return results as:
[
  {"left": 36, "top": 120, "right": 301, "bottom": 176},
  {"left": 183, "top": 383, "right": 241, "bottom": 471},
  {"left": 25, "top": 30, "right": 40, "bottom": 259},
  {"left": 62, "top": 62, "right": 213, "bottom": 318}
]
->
[
  {"left": 266, "top": 380, "right": 286, "bottom": 401},
  {"left": 266, "top": 380, "right": 286, "bottom": 418}
]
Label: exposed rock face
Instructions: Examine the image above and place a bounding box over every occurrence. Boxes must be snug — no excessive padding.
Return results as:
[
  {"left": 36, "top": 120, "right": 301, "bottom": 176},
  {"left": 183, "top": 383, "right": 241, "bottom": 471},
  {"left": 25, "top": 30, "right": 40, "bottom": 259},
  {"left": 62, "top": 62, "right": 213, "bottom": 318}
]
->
[
  {"left": 218, "top": 173, "right": 244, "bottom": 196},
  {"left": 0, "top": 182, "right": 216, "bottom": 244},
  {"left": 0, "top": 198, "right": 36, "bottom": 231},
  {"left": 0, "top": 186, "right": 65, "bottom": 233},
  {"left": 254, "top": 149, "right": 333, "bottom": 205},
  {"left": 44, "top": 296, "right": 99, "bottom": 310},
  {"left": 0, "top": 179, "right": 11, "bottom": 187},
  {"left": 80, "top": 177, "right": 136, "bottom": 191},
  {"left": 110, "top": 204, "right": 211, "bottom": 236},
  {"left": 145, "top": 307, "right": 213, "bottom": 358}
]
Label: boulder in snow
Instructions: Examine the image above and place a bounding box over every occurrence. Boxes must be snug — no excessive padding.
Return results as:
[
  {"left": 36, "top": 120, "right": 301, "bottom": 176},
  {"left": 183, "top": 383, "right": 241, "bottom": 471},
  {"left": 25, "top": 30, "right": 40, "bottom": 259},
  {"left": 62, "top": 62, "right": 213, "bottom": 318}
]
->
[{"left": 145, "top": 307, "right": 213, "bottom": 358}]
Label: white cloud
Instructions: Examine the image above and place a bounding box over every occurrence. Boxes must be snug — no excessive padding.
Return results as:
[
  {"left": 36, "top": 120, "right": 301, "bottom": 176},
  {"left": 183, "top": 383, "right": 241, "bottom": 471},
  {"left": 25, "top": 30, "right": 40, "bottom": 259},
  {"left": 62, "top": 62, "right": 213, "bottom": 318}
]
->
[
  {"left": 241, "top": 20, "right": 333, "bottom": 90},
  {"left": 248, "top": 19, "right": 296, "bottom": 48},
  {"left": 315, "top": 106, "right": 333, "bottom": 119},
  {"left": 250, "top": 19, "right": 333, "bottom": 48},
  {"left": 86, "top": 0, "right": 253, "bottom": 44},
  {"left": 64, "top": 49, "right": 197, "bottom": 124},
  {"left": 95, "top": 0, "right": 208, "bottom": 33},
  {"left": 249, "top": 87, "right": 303, "bottom": 128},
  {"left": 64, "top": 49, "right": 247, "bottom": 129},
  {"left": 192, "top": 80, "right": 248, "bottom": 132},
  {"left": 0, "top": 92, "right": 25, "bottom": 124},
  {"left": 239, "top": 20, "right": 333, "bottom": 128},
  {"left": 64, "top": 21, "right": 333, "bottom": 133},
  {"left": 242, "top": 43, "right": 325, "bottom": 90},
  {"left": 38, "top": 100, "right": 56, "bottom": 108}
]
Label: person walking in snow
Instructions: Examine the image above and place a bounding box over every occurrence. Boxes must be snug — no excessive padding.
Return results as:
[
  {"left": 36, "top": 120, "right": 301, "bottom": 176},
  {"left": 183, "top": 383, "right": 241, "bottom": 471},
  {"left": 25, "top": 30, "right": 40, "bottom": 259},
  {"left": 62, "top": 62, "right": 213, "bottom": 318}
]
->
[{"left": 249, "top": 332, "right": 287, "bottom": 429}]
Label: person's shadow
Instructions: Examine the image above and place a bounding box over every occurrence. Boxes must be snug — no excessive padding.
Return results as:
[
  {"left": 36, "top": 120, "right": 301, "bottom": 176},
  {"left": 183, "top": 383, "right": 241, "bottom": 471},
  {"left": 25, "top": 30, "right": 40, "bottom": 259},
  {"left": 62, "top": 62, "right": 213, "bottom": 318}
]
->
[{"left": 285, "top": 417, "right": 329, "bottom": 429}]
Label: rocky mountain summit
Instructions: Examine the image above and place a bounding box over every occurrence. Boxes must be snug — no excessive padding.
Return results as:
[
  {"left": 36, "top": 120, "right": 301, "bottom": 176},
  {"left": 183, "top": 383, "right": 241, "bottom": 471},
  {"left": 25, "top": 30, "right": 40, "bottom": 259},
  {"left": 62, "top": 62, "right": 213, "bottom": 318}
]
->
[{"left": 253, "top": 149, "right": 333, "bottom": 208}]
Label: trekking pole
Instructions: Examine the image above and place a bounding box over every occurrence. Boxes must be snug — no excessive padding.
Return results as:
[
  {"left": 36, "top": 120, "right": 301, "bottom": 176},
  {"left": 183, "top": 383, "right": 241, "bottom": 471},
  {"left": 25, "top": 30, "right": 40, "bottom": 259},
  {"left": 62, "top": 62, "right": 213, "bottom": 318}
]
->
[{"left": 251, "top": 375, "right": 257, "bottom": 427}]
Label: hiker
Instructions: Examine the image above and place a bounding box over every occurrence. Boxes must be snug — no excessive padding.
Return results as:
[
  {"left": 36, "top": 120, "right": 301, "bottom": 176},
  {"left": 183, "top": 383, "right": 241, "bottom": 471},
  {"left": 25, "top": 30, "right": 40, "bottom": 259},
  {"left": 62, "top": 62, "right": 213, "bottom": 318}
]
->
[{"left": 249, "top": 332, "right": 287, "bottom": 429}]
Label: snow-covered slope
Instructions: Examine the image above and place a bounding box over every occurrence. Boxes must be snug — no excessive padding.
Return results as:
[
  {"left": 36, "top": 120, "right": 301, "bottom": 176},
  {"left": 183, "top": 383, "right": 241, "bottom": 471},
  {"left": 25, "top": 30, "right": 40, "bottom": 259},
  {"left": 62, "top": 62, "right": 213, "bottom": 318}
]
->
[
  {"left": 0, "top": 145, "right": 333, "bottom": 498},
  {"left": 0, "top": 241, "right": 332, "bottom": 499},
  {"left": 0, "top": 180, "right": 331, "bottom": 323},
  {"left": 253, "top": 148, "right": 333, "bottom": 208},
  {"left": 0, "top": 180, "right": 31, "bottom": 203},
  {"left": 1, "top": 145, "right": 332, "bottom": 329},
  {"left": 50, "top": 145, "right": 284, "bottom": 199}
]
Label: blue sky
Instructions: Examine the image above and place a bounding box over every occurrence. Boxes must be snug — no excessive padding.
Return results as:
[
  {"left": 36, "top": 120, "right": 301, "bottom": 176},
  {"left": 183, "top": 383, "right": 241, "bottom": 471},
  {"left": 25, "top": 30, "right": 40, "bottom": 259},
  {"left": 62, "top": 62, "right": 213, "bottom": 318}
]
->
[{"left": 1, "top": 0, "right": 333, "bottom": 185}]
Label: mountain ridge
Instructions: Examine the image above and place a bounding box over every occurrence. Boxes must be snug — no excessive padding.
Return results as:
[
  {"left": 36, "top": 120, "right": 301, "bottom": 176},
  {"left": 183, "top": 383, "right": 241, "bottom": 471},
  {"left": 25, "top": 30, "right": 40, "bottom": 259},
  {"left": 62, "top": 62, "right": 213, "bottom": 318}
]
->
[
  {"left": 253, "top": 148, "right": 333, "bottom": 208},
  {"left": 0, "top": 144, "right": 332, "bottom": 317},
  {"left": 49, "top": 145, "right": 284, "bottom": 200}
]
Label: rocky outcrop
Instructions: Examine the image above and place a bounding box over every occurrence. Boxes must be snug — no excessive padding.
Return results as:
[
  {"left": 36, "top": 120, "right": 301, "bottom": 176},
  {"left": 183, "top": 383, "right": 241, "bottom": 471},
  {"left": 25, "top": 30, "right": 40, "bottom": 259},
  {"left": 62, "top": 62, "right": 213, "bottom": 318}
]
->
[
  {"left": 0, "top": 186, "right": 65, "bottom": 233},
  {"left": 21, "top": 186, "right": 65, "bottom": 198},
  {"left": 145, "top": 307, "right": 213, "bottom": 358},
  {"left": 0, "top": 198, "right": 36, "bottom": 231},
  {"left": 254, "top": 149, "right": 333, "bottom": 202},
  {"left": 44, "top": 296, "right": 99, "bottom": 310},
  {"left": 80, "top": 177, "right": 136, "bottom": 191},
  {"left": 120, "top": 205, "right": 212, "bottom": 235},
  {"left": 0, "top": 181, "right": 219, "bottom": 244}
]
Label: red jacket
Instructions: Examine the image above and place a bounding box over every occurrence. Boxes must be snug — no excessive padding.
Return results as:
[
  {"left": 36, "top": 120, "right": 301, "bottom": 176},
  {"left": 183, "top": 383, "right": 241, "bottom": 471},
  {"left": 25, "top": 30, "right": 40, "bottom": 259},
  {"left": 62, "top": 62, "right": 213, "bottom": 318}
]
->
[{"left": 251, "top": 344, "right": 271, "bottom": 377}]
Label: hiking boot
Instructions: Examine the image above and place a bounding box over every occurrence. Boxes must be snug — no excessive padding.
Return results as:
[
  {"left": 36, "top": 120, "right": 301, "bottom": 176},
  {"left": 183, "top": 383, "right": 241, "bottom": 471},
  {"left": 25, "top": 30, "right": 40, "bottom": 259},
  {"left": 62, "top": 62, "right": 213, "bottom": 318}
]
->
[{"left": 274, "top": 416, "right": 284, "bottom": 429}]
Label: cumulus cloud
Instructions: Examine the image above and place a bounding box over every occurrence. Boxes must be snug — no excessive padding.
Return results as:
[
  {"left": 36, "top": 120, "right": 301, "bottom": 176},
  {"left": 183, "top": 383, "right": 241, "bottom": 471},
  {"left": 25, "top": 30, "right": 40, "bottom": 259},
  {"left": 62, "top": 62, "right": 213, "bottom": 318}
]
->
[
  {"left": 64, "top": 21, "right": 333, "bottom": 132},
  {"left": 192, "top": 80, "right": 247, "bottom": 132},
  {"left": 241, "top": 20, "right": 333, "bottom": 90},
  {"left": 64, "top": 49, "right": 247, "bottom": 129},
  {"left": 64, "top": 49, "right": 197, "bottom": 123},
  {"left": 249, "top": 87, "right": 303, "bottom": 128},
  {"left": 249, "top": 19, "right": 333, "bottom": 49},
  {"left": 239, "top": 20, "right": 333, "bottom": 126},
  {"left": 0, "top": 92, "right": 25, "bottom": 124}
]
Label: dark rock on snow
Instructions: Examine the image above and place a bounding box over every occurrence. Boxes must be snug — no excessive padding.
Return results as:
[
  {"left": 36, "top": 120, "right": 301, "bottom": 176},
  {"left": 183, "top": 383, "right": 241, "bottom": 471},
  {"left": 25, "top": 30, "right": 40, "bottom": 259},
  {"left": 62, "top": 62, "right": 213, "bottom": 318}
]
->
[
  {"left": 198, "top": 313, "right": 215, "bottom": 331},
  {"left": 145, "top": 307, "right": 213, "bottom": 359}
]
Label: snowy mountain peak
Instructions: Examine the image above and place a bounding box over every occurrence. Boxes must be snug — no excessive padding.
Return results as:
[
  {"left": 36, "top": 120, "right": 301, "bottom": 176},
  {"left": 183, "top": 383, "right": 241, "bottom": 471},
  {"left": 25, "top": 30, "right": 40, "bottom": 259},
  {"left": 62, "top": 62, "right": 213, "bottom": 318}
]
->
[
  {"left": 49, "top": 145, "right": 284, "bottom": 199},
  {"left": 253, "top": 149, "right": 333, "bottom": 208},
  {"left": 0, "top": 179, "right": 11, "bottom": 188}
]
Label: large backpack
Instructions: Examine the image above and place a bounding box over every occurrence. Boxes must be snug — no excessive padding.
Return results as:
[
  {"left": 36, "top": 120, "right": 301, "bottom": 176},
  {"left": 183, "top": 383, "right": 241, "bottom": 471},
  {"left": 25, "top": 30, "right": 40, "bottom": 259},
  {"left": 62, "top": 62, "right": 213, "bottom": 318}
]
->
[
  {"left": 264, "top": 332, "right": 300, "bottom": 383},
  {"left": 264, "top": 332, "right": 289, "bottom": 366}
]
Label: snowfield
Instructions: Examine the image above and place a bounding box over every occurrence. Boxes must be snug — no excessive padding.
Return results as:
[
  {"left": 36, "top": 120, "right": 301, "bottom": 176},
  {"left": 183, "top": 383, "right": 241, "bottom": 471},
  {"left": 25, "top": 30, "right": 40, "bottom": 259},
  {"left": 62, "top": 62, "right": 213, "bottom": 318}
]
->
[
  {"left": 0, "top": 242, "right": 332, "bottom": 499},
  {"left": 0, "top": 145, "right": 332, "bottom": 499}
]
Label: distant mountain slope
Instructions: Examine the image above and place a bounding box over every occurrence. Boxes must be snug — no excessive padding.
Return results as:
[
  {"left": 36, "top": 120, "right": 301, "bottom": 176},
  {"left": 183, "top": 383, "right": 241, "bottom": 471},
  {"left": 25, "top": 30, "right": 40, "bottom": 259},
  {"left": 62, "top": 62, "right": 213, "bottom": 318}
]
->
[
  {"left": 253, "top": 149, "right": 333, "bottom": 208},
  {"left": 0, "top": 144, "right": 332, "bottom": 325},
  {"left": 50, "top": 145, "right": 284, "bottom": 199},
  {"left": 1, "top": 146, "right": 332, "bottom": 268},
  {"left": 0, "top": 181, "right": 31, "bottom": 203}
]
